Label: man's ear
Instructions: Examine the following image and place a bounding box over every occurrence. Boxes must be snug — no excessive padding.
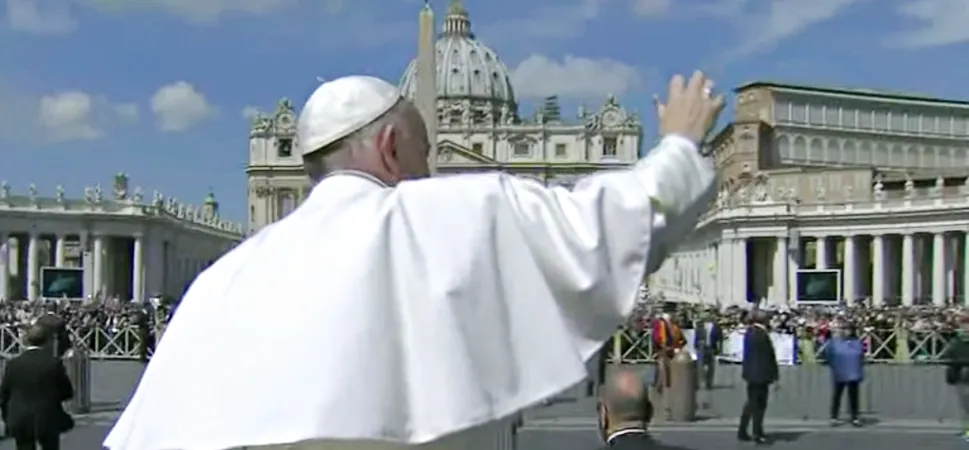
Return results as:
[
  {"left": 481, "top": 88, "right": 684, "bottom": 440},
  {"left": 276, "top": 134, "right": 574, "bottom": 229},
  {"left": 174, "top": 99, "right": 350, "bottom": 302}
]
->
[{"left": 375, "top": 124, "right": 402, "bottom": 176}]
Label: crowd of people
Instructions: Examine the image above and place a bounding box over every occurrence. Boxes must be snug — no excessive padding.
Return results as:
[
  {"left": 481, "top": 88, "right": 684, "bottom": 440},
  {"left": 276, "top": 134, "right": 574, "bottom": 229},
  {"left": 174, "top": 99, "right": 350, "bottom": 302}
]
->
[
  {"left": 625, "top": 302, "right": 965, "bottom": 363},
  {"left": 631, "top": 302, "right": 967, "bottom": 334},
  {"left": 0, "top": 300, "right": 163, "bottom": 359}
]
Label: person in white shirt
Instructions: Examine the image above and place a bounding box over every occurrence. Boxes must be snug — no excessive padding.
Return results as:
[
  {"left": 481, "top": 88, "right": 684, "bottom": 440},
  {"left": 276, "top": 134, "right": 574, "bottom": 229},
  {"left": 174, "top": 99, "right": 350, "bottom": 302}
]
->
[{"left": 104, "top": 71, "right": 724, "bottom": 450}]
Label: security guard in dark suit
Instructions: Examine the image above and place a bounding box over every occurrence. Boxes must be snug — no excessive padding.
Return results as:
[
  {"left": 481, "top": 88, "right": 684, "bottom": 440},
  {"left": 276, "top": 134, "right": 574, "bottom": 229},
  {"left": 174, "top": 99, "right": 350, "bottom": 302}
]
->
[
  {"left": 738, "top": 310, "right": 779, "bottom": 445},
  {"left": 0, "top": 325, "right": 75, "bottom": 450}
]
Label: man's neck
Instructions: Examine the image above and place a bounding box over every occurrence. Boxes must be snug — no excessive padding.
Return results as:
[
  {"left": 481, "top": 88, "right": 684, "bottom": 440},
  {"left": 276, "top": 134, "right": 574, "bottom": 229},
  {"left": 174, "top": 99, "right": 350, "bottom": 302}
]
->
[{"left": 606, "top": 422, "right": 647, "bottom": 443}]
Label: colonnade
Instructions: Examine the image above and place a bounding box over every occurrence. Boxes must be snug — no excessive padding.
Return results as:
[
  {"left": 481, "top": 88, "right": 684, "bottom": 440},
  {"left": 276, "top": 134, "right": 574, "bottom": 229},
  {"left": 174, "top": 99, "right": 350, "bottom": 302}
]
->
[
  {"left": 732, "top": 231, "right": 969, "bottom": 306},
  {"left": 0, "top": 231, "right": 144, "bottom": 302}
]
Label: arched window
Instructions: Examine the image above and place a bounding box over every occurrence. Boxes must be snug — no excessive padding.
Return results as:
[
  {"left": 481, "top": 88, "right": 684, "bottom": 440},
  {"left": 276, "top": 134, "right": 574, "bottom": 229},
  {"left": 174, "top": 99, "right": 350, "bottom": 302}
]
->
[{"left": 277, "top": 189, "right": 297, "bottom": 220}]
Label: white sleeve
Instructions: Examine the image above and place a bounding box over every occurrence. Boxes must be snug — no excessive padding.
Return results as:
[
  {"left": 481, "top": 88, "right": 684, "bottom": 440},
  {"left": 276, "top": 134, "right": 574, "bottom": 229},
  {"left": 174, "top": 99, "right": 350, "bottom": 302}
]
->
[{"left": 498, "top": 135, "right": 715, "bottom": 353}]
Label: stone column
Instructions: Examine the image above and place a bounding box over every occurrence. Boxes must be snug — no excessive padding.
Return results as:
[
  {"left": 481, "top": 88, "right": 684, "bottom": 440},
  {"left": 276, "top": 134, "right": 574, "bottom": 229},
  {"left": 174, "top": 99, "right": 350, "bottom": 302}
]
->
[
  {"left": 933, "top": 233, "right": 946, "bottom": 305},
  {"left": 54, "top": 236, "right": 66, "bottom": 267},
  {"left": 716, "top": 243, "right": 726, "bottom": 304},
  {"left": 872, "top": 234, "right": 885, "bottom": 306},
  {"left": 964, "top": 232, "right": 969, "bottom": 305},
  {"left": 26, "top": 233, "right": 40, "bottom": 301},
  {"left": 733, "top": 238, "right": 748, "bottom": 305},
  {"left": 132, "top": 235, "right": 144, "bottom": 303},
  {"left": 0, "top": 233, "right": 8, "bottom": 301},
  {"left": 843, "top": 235, "right": 856, "bottom": 303},
  {"left": 902, "top": 233, "right": 915, "bottom": 306},
  {"left": 816, "top": 236, "right": 828, "bottom": 269},
  {"left": 93, "top": 235, "right": 105, "bottom": 300},
  {"left": 774, "top": 236, "right": 789, "bottom": 304},
  {"left": 788, "top": 238, "right": 800, "bottom": 304}
]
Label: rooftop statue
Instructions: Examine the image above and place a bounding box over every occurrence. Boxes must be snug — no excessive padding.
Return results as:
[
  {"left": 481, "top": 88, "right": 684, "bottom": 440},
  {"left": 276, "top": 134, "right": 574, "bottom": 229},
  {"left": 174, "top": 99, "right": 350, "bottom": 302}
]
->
[{"left": 114, "top": 172, "right": 129, "bottom": 200}]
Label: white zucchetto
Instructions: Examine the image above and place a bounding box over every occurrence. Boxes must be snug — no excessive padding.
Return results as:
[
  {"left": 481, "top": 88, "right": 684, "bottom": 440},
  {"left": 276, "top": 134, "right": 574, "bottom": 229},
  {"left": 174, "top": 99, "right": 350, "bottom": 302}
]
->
[{"left": 297, "top": 76, "right": 402, "bottom": 156}]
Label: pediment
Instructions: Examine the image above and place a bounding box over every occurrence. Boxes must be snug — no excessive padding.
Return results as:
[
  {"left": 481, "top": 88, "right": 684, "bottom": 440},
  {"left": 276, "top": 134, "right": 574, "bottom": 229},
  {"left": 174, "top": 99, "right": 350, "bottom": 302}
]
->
[{"left": 438, "top": 140, "right": 497, "bottom": 164}]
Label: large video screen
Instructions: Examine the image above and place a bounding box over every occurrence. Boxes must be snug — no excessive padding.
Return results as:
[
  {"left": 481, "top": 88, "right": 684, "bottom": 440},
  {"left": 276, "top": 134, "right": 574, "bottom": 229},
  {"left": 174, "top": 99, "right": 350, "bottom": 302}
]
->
[
  {"left": 41, "top": 267, "right": 83, "bottom": 299},
  {"left": 795, "top": 269, "right": 841, "bottom": 304}
]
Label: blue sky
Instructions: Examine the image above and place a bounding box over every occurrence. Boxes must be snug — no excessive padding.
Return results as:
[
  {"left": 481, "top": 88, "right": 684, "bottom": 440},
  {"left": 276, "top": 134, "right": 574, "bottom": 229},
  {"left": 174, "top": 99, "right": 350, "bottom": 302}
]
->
[{"left": 1, "top": 0, "right": 967, "bottom": 221}]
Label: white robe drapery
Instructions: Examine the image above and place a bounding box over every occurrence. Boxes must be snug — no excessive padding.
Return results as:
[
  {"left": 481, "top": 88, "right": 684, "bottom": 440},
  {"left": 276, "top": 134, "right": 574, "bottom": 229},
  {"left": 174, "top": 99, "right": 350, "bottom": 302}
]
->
[{"left": 104, "top": 135, "right": 714, "bottom": 450}]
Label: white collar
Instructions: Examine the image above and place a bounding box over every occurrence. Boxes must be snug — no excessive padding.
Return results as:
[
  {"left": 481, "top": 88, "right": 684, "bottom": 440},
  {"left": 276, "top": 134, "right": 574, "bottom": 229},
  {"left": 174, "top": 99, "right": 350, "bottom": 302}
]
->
[
  {"left": 307, "top": 170, "right": 389, "bottom": 204},
  {"left": 328, "top": 170, "right": 389, "bottom": 188},
  {"left": 606, "top": 428, "right": 647, "bottom": 444}
]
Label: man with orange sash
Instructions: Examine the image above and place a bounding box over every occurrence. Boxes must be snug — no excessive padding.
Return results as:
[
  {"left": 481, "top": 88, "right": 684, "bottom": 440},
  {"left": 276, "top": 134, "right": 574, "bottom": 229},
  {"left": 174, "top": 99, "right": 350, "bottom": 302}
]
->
[{"left": 651, "top": 311, "right": 686, "bottom": 419}]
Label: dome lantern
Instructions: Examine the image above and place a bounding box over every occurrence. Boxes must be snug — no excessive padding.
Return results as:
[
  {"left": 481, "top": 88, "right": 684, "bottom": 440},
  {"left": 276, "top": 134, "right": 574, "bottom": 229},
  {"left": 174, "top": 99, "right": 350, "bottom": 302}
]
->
[{"left": 442, "top": 0, "right": 472, "bottom": 38}]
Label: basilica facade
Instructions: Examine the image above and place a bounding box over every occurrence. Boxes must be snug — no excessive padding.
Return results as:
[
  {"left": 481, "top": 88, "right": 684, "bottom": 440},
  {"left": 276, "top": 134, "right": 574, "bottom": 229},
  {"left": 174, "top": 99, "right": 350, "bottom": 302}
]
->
[{"left": 245, "top": 0, "right": 642, "bottom": 231}]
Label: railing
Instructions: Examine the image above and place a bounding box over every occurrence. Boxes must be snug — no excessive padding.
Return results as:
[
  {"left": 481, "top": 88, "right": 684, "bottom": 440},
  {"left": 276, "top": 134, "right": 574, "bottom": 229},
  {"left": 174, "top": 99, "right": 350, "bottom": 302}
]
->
[
  {"left": 609, "top": 327, "right": 958, "bottom": 364},
  {"left": 0, "top": 325, "right": 156, "bottom": 359}
]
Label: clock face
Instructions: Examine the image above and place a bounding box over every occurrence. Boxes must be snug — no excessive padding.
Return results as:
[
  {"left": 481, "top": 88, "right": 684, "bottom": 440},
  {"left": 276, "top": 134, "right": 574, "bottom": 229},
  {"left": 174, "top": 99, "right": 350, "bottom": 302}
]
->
[
  {"left": 601, "top": 110, "right": 621, "bottom": 127},
  {"left": 277, "top": 113, "right": 295, "bottom": 129}
]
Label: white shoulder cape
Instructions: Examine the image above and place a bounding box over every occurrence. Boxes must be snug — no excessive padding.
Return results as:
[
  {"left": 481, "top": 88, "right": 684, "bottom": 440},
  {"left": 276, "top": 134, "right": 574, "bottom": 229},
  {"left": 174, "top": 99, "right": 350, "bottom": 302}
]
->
[{"left": 104, "top": 136, "right": 713, "bottom": 450}]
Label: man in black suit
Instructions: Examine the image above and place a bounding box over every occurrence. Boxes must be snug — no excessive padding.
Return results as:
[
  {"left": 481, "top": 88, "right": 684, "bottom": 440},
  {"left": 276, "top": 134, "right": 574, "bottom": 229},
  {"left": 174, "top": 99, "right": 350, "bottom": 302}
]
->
[
  {"left": 0, "top": 325, "right": 75, "bottom": 450},
  {"left": 738, "top": 310, "right": 779, "bottom": 445},
  {"left": 33, "top": 314, "right": 70, "bottom": 358},
  {"left": 597, "top": 368, "right": 652, "bottom": 449},
  {"left": 694, "top": 312, "right": 722, "bottom": 390}
]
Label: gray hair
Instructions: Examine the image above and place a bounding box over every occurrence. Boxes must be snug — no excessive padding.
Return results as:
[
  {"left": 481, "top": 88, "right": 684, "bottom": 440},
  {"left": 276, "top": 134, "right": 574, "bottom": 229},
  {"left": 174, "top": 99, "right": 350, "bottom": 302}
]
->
[{"left": 302, "top": 100, "right": 413, "bottom": 182}]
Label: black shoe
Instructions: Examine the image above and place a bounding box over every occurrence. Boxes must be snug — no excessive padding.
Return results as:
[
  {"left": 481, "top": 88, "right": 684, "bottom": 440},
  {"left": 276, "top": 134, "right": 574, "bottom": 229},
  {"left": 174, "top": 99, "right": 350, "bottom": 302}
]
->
[
  {"left": 753, "top": 436, "right": 769, "bottom": 445},
  {"left": 737, "top": 432, "right": 752, "bottom": 442}
]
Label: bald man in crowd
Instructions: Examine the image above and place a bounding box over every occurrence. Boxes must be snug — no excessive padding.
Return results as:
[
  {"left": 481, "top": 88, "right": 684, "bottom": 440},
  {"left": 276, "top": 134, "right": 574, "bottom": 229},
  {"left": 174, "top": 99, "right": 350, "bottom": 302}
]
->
[
  {"left": 597, "top": 368, "right": 653, "bottom": 449},
  {"left": 106, "top": 71, "right": 724, "bottom": 450}
]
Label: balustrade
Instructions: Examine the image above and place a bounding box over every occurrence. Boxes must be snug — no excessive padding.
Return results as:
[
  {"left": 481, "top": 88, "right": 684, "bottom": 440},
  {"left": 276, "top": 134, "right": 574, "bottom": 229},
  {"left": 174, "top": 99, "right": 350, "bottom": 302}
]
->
[{"left": 0, "top": 177, "right": 243, "bottom": 236}]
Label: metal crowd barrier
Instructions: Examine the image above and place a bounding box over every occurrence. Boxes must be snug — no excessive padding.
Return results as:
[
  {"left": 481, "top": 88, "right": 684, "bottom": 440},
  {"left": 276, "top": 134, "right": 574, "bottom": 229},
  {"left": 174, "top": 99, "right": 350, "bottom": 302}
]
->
[
  {"left": 0, "top": 325, "right": 157, "bottom": 360},
  {"left": 609, "top": 326, "right": 959, "bottom": 364}
]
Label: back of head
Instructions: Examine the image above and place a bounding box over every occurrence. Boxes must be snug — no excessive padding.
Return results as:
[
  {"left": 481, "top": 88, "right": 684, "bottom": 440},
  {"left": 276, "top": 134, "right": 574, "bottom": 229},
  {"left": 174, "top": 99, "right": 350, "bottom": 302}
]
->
[
  {"left": 297, "top": 76, "right": 431, "bottom": 185},
  {"left": 25, "top": 324, "right": 50, "bottom": 348},
  {"left": 600, "top": 368, "right": 650, "bottom": 425},
  {"left": 749, "top": 310, "right": 768, "bottom": 326}
]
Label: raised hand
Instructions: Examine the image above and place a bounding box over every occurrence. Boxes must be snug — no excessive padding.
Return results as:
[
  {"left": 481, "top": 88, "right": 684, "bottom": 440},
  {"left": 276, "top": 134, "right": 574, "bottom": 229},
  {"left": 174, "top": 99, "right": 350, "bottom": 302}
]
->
[{"left": 655, "top": 71, "right": 726, "bottom": 145}]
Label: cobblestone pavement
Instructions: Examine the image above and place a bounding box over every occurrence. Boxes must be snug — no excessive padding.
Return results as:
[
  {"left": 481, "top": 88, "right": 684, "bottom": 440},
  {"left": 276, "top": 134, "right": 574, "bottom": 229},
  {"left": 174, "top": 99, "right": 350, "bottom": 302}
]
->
[
  {"left": 4, "top": 418, "right": 967, "bottom": 450},
  {"left": 519, "top": 427, "right": 969, "bottom": 450},
  {"left": 7, "top": 363, "right": 966, "bottom": 449}
]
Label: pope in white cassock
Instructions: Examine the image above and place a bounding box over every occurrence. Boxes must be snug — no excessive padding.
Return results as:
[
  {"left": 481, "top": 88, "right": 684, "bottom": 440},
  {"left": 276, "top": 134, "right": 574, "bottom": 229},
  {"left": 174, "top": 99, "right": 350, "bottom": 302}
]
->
[{"left": 104, "top": 71, "right": 725, "bottom": 450}]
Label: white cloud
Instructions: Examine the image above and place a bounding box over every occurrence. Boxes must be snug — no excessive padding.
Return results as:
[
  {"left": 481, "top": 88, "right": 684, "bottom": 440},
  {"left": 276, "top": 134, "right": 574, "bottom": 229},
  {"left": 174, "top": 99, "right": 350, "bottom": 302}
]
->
[
  {"left": 91, "top": 0, "right": 333, "bottom": 23},
  {"left": 889, "top": 0, "right": 969, "bottom": 48},
  {"left": 480, "top": 0, "right": 604, "bottom": 41},
  {"left": 241, "top": 106, "right": 261, "bottom": 121},
  {"left": 34, "top": 91, "right": 137, "bottom": 143},
  {"left": 632, "top": 0, "right": 672, "bottom": 17},
  {"left": 5, "top": 0, "right": 77, "bottom": 35},
  {"left": 39, "top": 92, "right": 100, "bottom": 141},
  {"left": 150, "top": 81, "right": 214, "bottom": 132},
  {"left": 138, "top": 0, "right": 294, "bottom": 23},
  {"left": 510, "top": 55, "right": 643, "bottom": 99},
  {"left": 644, "top": 0, "right": 865, "bottom": 63},
  {"left": 113, "top": 103, "right": 139, "bottom": 122}
]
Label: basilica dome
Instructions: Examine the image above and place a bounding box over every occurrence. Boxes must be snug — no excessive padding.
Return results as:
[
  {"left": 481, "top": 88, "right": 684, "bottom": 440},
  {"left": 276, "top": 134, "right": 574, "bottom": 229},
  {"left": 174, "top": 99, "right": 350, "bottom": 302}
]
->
[{"left": 399, "top": 1, "right": 516, "bottom": 111}]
